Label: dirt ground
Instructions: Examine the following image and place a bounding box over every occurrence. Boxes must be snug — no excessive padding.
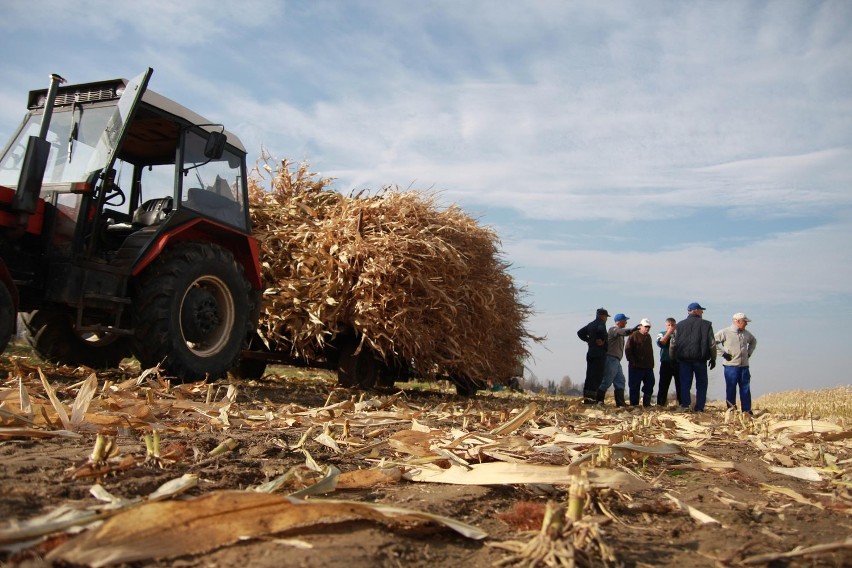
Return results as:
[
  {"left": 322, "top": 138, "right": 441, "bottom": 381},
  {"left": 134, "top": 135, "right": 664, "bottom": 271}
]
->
[{"left": 0, "top": 352, "right": 850, "bottom": 568}]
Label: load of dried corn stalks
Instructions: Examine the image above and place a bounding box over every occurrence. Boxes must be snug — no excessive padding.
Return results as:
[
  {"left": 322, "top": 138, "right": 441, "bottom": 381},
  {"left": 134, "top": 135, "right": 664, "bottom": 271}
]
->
[{"left": 247, "top": 156, "right": 538, "bottom": 383}]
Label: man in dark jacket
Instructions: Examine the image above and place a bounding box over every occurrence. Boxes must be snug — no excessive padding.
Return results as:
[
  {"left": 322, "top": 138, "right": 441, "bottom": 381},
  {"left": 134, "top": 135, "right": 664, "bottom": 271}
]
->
[
  {"left": 670, "top": 302, "right": 717, "bottom": 411},
  {"left": 655, "top": 317, "right": 679, "bottom": 406},
  {"left": 625, "top": 318, "right": 655, "bottom": 407},
  {"left": 577, "top": 308, "right": 609, "bottom": 404}
]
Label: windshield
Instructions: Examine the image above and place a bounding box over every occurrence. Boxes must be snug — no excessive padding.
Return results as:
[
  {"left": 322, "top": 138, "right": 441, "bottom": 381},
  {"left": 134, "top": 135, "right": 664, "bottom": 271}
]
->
[
  {"left": 0, "top": 106, "right": 116, "bottom": 188},
  {"left": 0, "top": 69, "right": 149, "bottom": 192}
]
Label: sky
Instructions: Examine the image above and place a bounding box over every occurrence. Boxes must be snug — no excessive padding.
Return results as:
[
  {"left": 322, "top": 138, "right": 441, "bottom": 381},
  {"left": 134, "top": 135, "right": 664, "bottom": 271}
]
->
[{"left": 1, "top": 0, "right": 850, "bottom": 399}]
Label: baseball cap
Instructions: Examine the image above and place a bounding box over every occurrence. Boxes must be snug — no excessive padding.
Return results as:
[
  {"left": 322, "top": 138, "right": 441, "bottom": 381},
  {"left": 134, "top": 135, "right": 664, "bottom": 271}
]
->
[
  {"left": 732, "top": 312, "right": 751, "bottom": 322},
  {"left": 687, "top": 302, "right": 707, "bottom": 311},
  {"left": 596, "top": 308, "right": 610, "bottom": 317},
  {"left": 640, "top": 318, "right": 651, "bottom": 327},
  {"left": 614, "top": 313, "right": 629, "bottom": 322}
]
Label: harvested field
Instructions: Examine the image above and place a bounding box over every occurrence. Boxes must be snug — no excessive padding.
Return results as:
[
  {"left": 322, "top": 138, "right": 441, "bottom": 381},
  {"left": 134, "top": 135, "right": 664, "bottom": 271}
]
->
[{"left": 1, "top": 350, "right": 850, "bottom": 567}]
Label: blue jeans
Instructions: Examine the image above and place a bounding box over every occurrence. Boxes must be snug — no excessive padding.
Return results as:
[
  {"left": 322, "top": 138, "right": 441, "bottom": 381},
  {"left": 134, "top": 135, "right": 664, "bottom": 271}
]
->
[
  {"left": 628, "top": 367, "right": 655, "bottom": 406},
  {"left": 598, "top": 355, "right": 626, "bottom": 393},
  {"left": 724, "top": 366, "right": 752, "bottom": 412},
  {"left": 678, "top": 361, "right": 708, "bottom": 411}
]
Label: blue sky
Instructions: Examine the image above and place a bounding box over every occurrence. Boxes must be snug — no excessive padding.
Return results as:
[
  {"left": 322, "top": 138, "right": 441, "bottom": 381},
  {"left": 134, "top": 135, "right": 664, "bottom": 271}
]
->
[{"left": 2, "top": 0, "right": 850, "bottom": 398}]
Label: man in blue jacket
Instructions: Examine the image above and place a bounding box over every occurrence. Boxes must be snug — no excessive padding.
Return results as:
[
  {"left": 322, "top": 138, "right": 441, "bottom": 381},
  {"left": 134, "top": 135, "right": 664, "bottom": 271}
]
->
[
  {"left": 670, "top": 302, "right": 717, "bottom": 411},
  {"left": 577, "top": 308, "right": 609, "bottom": 404}
]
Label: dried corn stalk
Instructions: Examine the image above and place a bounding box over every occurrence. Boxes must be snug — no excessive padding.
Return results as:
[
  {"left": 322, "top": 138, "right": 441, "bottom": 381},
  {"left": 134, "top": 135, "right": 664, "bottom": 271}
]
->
[{"left": 247, "top": 155, "right": 538, "bottom": 383}]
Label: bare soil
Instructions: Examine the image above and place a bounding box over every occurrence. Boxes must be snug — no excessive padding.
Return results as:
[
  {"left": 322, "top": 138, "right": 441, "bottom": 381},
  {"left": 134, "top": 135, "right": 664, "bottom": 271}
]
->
[{"left": 0, "top": 352, "right": 849, "bottom": 568}]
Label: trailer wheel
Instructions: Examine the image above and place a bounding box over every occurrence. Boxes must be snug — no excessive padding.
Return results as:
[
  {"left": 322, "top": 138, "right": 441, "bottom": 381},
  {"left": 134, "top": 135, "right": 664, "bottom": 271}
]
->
[
  {"left": 335, "top": 333, "right": 378, "bottom": 389},
  {"left": 451, "top": 375, "right": 485, "bottom": 397},
  {"left": 21, "top": 308, "right": 131, "bottom": 368},
  {"left": 235, "top": 334, "right": 268, "bottom": 379},
  {"left": 132, "top": 242, "right": 255, "bottom": 382},
  {"left": 0, "top": 282, "right": 15, "bottom": 354}
]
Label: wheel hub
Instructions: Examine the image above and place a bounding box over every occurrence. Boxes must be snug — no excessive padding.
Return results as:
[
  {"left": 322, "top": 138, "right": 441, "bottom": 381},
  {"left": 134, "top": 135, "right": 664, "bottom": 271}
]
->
[{"left": 181, "top": 287, "right": 221, "bottom": 343}]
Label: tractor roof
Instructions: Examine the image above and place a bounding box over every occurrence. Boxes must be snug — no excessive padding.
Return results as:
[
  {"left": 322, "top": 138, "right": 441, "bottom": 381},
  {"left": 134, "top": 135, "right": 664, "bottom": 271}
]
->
[{"left": 27, "top": 77, "right": 246, "bottom": 154}]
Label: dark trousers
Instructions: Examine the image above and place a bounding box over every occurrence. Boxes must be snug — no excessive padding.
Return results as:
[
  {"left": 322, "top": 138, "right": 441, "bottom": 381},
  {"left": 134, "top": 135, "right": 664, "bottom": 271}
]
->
[
  {"left": 628, "top": 367, "right": 655, "bottom": 406},
  {"left": 679, "top": 360, "right": 708, "bottom": 411},
  {"left": 656, "top": 360, "right": 680, "bottom": 406},
  {"left": 582, "top": 355, "right": 606, "bottom": 399}
]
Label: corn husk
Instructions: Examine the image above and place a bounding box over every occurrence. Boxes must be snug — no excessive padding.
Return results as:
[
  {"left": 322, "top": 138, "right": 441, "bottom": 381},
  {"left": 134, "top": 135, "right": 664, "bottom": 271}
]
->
[{"left": 247, "top": 156, "right": 538, "bottom": 383}]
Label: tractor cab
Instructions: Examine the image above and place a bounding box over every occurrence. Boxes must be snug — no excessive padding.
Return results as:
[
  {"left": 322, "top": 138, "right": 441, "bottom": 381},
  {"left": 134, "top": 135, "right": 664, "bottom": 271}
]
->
[{"left": 0, "top": 69, "right": 261, "bottom": 380}]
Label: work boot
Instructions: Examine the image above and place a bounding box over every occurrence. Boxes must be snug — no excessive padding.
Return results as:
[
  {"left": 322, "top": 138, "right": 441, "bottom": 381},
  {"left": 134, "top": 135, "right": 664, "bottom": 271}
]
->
[
  {"left": 595, "top": 390, "right": 606, "bottom": 405},
  {"left": 642, "top": 394, "right": 652, "bottom": 407},
  {"left": 614, "top": 389, "right": 627, "bottom": 407},
  {"left": 582, "top": 390, "right": 597, "bottom": 405}
]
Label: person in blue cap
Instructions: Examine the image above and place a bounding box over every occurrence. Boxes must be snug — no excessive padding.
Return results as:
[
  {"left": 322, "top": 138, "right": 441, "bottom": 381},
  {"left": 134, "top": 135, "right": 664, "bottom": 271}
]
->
[
  {"left": 670, "top": 302, "right": 717, "bottom": 411},
  {"left": 596, "top": 312, "right": 637, "bottom": 406}
]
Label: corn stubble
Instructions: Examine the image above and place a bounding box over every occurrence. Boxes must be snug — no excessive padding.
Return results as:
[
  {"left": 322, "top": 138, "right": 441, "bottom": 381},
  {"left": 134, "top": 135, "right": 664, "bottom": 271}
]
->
[{"left": 248, "top": 157, "right": 538, "bottom": 383}]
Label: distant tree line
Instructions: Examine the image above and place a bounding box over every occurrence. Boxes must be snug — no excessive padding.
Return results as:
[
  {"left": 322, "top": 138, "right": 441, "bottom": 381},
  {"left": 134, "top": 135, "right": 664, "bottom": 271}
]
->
[{"left": 519, "top": 375, "right": 581, "bottom": 396}]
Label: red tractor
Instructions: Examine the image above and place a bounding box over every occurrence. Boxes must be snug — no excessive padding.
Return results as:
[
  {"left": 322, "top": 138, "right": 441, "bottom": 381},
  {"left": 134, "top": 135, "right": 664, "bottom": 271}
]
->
[{"left": 0, "top": 69, "right": 261, "bottom": 380}]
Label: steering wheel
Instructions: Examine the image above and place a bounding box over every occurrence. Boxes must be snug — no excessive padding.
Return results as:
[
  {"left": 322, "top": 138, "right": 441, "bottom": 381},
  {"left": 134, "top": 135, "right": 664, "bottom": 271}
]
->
[{"left": 103, "top": 183, "right": 126, "bottom": 207}]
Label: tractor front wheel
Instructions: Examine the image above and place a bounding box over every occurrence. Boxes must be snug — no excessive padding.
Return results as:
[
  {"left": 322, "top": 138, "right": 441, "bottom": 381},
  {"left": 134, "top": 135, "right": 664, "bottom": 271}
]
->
[
  {"left": 21, "top": 308, "right": 131, "bottom": 368},
  {"left": 132, "top": 242, "right": 255, "bottom": 382}
]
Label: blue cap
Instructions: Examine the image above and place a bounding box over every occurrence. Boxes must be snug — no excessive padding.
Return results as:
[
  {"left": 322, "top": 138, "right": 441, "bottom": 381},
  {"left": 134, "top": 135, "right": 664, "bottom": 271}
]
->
[
  {"left": 614, "top": 313, "right": 629, "bottom": 322},
  {"left": 687, "top": 302, "right": 707, "bottom": 311}
]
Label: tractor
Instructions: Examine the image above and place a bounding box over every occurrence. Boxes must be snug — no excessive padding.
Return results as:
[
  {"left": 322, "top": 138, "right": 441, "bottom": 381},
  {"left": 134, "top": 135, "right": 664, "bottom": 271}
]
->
[{"left": 0, "top": 69, "right": 262, "bottom": 380}]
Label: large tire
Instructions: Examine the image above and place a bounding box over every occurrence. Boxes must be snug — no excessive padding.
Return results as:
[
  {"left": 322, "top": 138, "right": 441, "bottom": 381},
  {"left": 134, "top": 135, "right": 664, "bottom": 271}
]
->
[
  {"left": 0, "top": 282, "right": 15, "bottom": 354},
  {"left": 131, "top": 242, "right": 255, "bottom": 382},
  {"left": 452, "top": 375, "right": 486, "bottom": 397},
  {"left": 21, "top": 308, "right": 131, "bottom": 368},
  {"left": 335, "top": 333, "right": 378, "bottom": 389}
]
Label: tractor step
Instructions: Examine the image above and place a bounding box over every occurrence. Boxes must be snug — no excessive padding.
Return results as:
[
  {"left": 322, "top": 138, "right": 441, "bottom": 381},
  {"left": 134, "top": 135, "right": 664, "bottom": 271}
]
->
[
  {"left": 83, "top": 293, "right": 131, "bottom": 305},
  {"left": 76, "top": 324, "right": 134, "bottom": 336}
]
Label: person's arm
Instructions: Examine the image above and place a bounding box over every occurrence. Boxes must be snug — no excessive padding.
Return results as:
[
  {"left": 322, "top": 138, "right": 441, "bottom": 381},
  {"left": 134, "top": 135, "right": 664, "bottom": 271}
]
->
[
  {"left": 577, "top": 325, "right": 589, "bottom": 342},
  {"left": 708, "top": 325, "right": 717, "bottom": 366},
  {"left": 747, "top": 332, "right": 757, "bottom": 357},
  {"left": 715, "top": 330, "right": 731, "bottom": 360},
  {"left": 625, "top": 335, "right": 634, "bottom": 363}
]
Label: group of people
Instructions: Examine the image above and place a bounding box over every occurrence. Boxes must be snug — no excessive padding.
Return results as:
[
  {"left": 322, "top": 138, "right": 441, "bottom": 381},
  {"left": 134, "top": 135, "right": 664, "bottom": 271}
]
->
[{"left": 577, "top": 303, "right": 757, "bottom": 413}]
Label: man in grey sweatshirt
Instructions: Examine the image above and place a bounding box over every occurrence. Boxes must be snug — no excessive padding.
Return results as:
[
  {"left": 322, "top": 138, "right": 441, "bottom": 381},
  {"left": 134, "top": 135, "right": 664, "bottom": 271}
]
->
[
  {"left": 596, "top": 313, "right": 635, "bottom": 406},
  {"left": 715, "top": 312, "right": 757, "bottom": 414}
]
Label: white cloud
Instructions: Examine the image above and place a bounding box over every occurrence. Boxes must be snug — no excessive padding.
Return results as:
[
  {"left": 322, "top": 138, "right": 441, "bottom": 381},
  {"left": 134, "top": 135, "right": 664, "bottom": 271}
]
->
[
  {"left": 0, "top": 0, "right": 284, "bottom": 45},
  {"left": 506, "top": 217, "right": 852, "bottom": 306}
]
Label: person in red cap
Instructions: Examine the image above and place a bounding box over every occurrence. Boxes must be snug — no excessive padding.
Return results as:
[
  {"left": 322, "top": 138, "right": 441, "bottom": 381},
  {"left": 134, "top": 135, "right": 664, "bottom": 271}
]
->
[
  {"left": 715, "top": 313, "right": 758, "bottom": 414},
  {"left": 625, "top": 318, "right": 655, "bottom": 407},
  {"left": 670, "top": 302, "right": 716, "bottom": 411}
]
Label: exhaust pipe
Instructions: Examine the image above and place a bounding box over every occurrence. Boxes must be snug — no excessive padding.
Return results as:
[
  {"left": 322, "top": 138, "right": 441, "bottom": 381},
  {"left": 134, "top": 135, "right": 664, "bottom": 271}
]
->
[{"left": 12, "top": 73, "right": 66, "bottom": 216}]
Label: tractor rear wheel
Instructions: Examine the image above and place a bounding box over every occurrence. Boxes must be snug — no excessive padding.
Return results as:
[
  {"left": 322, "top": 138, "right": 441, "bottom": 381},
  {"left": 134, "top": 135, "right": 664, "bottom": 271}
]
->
[
  {"left": 0, "top": 282, "right": 15, "bottom": 354},
  {"left": 21, "top": 308, "right": 131, "bottom": 368},
  {"left": 131, "top": 242, "right": 255, "bottom": 382}
]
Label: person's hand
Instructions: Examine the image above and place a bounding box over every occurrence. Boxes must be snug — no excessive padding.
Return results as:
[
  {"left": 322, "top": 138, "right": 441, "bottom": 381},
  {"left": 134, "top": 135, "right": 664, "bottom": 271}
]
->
[
  {"left": 722, "top": 352, "right": 732, "bottom": 361},
  {"left": 708, "top": 359, "right": 716, "bottom": 370}
]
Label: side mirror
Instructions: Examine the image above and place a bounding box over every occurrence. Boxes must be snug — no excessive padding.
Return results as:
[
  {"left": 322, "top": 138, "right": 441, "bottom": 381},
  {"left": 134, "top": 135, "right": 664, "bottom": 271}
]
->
[{"left": 204, "top": 132, "right": 227, "bottom": 160}]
